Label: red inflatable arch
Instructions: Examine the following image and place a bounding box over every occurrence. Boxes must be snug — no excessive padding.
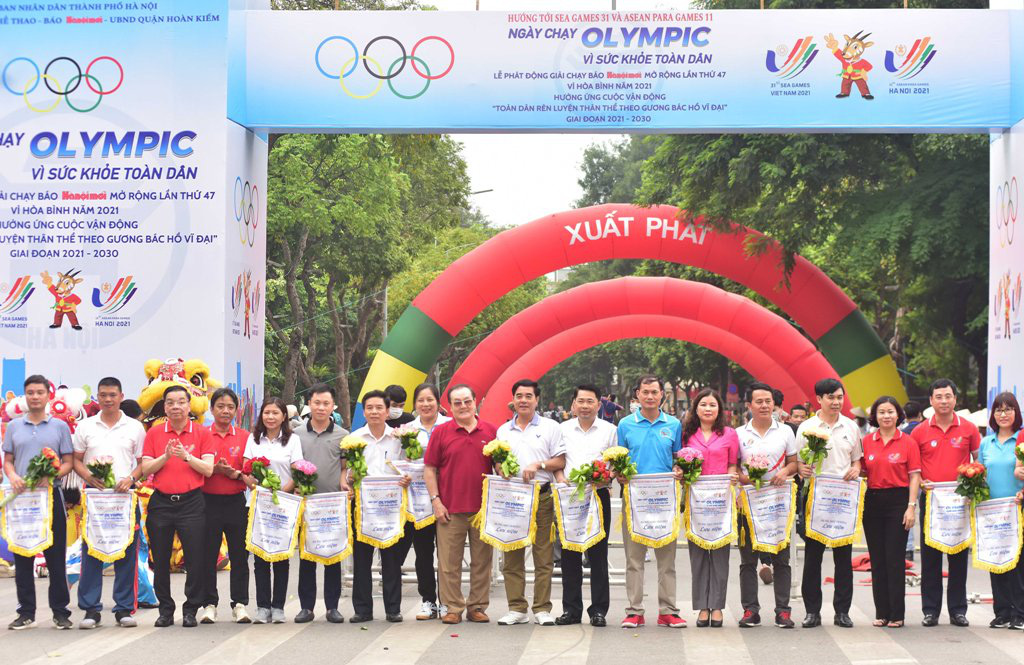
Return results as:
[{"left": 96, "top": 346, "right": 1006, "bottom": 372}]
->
[{"left": 478, "top": 314, "right": 812, "bottom": 425}]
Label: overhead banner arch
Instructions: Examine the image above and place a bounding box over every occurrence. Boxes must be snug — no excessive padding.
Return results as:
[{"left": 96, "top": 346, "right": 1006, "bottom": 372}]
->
[
  {"left": 446, "top": 277, "right": 841, "bottom": 416},
  {"left": 359, "top": 204, "right": 905, "bottom": 419}
]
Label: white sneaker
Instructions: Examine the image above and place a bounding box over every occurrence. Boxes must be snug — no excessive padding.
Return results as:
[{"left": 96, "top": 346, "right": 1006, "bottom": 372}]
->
[
  {"left": 438, "top": 604, "right": 449, "bottom": 617},
  {"left": 498, "top": 611, "right": 530, "bottom": 625},
  {"left": 416, "top": 601, "right": 437, "bottom": 620},
  {"left": 271, "top": 608, "right": 286, "bottom": 624},
  {"left": 254, "top": 607, "right": 272, "bottom": 624},
  {"left": 534, "top": 611, "right": 556, "bottom": 626},
  {"left": 232, "top": 605, "right": 252, "bottom": 624},
  {"left": 199, "top": 605, "right": 217, "bottom": 624}
]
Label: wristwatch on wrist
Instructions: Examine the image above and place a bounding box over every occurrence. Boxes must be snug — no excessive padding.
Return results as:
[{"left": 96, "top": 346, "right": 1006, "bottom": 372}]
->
[
  {"left": 184, "top": 453, "right": 193, "bottom": 463},
  {"left": 431, "top": 495, "right": 441, "bottom": 502},
  {"left": 540, "top": 461, "right": 547, "bottom": 471},
  {"left": 908, "top": 501, "right": 917, "bottom": 507}
]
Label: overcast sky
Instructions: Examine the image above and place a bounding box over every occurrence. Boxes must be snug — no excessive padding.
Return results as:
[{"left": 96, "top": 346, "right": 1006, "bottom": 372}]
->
[{"left": 430, "top": 0, "right": 693, "bottom": 226}]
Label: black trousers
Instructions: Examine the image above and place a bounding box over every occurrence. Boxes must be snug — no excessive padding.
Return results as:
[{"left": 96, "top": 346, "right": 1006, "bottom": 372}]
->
[
  {"left": 147, "top": 489, "right": 206, "bottom": 617},
  {"left": 864, "top": 487, "right": 911, "bottom": 622},
  {"left": 800, "top": 489, "right": 853, "bottom": 615},
  {"left": 919, "top": 499, "right": 969, "bottom": 617},
  {"left": 394, "top": 521, "right": 438, "bottom": 604},
  {"left": 351, "top": 503, "right": 405, "bottom": 617},
  {"left": 991, "top": 550, "right": 1024, "bottom": 621},
  {"left": 254, "top": 558, "right": 289, "bottom": 610},
  {"left": 561, "top": 488, "right": 611, "bottom": 618},
  {"left": 201, "top": 492, "right": 249, "bottom": 607},
  {"left": 298, "top": 558, "right": 341, "bottom": 611},
  {"left": 13, "top": 487, "right": 70, "bottom": 620}
]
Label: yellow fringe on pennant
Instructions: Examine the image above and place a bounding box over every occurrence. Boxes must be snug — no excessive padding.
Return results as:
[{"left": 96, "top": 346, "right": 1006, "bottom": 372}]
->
[
  {"left": 623, "top": 479, "right": 682, "bottom": 548},
  {"left": 804, "top": 477, "right": 867, "bottom": 548},
  {"left": 923, "top": 487, "right": 973, "bottom": 555},
  {"left": 406, "top": 505, "right": 436, "bottom": 531},
  {"left": 299, "top": 495, "right": 354, "bottom": 565},
  {"left": 355, "top": 482, "right": 408, "bottom": 549},
  {"left": 1, "top": 484, "right": 54, "bottom": 558},
  {"left": 683, "top": 482, "right": 737, "bottom": 550},
  {"left": 739, "top": 483, "right": 796, "bottom": 554},
  {"left": 472, "top": 476, "right": 540, "bottom": 552},
  {"left": 970, "top": 501, "right": 1024, "bottom": 574},
  {"left": 551, "top": 487, "right": 606, "bottom": 553},
  {"left": 245, "top": 488, "right": 305, "bottom": 563},
  {"left": 81, "top": 492, "right": 138, "bottom": 563}
]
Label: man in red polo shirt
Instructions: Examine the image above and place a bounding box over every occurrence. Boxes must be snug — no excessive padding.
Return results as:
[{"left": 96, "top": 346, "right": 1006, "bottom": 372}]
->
[
  {"left": 139, "top": 385, "right": 214, "bottom": 628},
  {"left": 912, "top": 378, "right": 980, "bottom": 628},
  {"left": 423, "top": 384, "right": 497, "bottom": 625}
]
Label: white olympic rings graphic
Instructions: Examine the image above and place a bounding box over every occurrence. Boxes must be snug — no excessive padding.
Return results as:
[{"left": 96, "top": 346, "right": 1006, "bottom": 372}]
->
[{"left": 233, "top": 177, "right": 259, "bottom": 248}]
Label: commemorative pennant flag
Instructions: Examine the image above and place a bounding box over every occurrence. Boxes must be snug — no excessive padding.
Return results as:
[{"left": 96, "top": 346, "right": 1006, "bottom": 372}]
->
[
  {"left": 393, "top": 460, "right": 435, "bottom": 530},
  {"left": 473, "top": 475, "right": 540, "bottom": 552},
  {"left": 924, "top": 481, "right": 973, "bottom": 554},
  {"left": 684, "top": 474, "right": 736, "bottom": 550},
  {"left": 971, "top": 497, "right": 1023, "bottom": 574},
  {"left": 0, "top": 487, "right": 53, "bottom": 557},
  {"left": 740, "top": 480, "right": 796, "bottom": 554},
  {"left": 82, "top": 489, "right": 138, "bottom": 563},
  {"left": 355, "top": 476, "right": 408, "bottom": 548},
  {"left": 805, "top": 475, "right": 866, "bottom": 548},
  {"left": 552, "top": 483, "right": 605, "bottom": 553},
  {"left": 246, "top": 487, "right": 304, "bottom": 562},
  {"left": 300, "top": 491, "right": 353, "bottom": 565},
  {"left": 624, "top": 472, "right": 681, "bottom": 548}
]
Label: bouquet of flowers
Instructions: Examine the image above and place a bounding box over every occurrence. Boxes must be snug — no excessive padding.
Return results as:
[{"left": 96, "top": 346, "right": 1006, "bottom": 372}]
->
[
  {"left": 0, "top": 447, "right": 61, "bottom": 508},
  {"left": 955, "top": 462, "right": 990, "bottom": 504},
  {"left": 86, "top": 455, "right": 116, "bottom": 489},
  {"left": 483, "top": 440, "right": 520, "bottom": 478},
  {"left": 798, "top": 427, "right": 831, "bottom": 475},
  {"left": 1015, "top": 441, "right": 1024, "bottom": 465},
  {"left": 393, "top": 424, "right": 423, "bottom": 460},
  {"left": 339, "top": 435, "right": 369, "bottom": 487},
  {"left": 602, "top": 446, "right": 638, "bottom": 480},
  {"left": 744, "top": 453, "right": 773, "bottom": 490},
  {"left": 568, "top": 458, "right": 612, "bottom": 501},
  {"left": 243, "top": 456, "right": 282, "bottom": 504},
  {"left": 674, "top": 447, "right": 704, "bottom": 485},
  {"left": 291, "top": 460, "right": 318, "bottom": 497}
]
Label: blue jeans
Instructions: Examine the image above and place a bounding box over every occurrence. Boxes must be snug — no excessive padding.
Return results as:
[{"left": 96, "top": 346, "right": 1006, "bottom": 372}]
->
[{"left": 78, "top": 507, "right": 141, "bottom": 614}]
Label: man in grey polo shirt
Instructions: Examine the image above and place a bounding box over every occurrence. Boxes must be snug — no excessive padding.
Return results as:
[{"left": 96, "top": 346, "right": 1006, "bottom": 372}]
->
[
  {"left": 2, "top": 374, "right": 75, "bottom": 630},
  {"left": 294, "top": 383, "right": 348, "bottom": 624}
]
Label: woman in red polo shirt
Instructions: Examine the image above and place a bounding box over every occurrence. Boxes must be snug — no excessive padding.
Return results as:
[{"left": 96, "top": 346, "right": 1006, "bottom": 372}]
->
[{"left": 861, "top": 396, "right": 921, "bottom": 628}]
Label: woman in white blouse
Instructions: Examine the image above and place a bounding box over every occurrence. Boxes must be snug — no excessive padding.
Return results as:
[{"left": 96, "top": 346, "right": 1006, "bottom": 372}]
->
[{"left": 242, "top": 396, "right": 304, "bottom": 625}]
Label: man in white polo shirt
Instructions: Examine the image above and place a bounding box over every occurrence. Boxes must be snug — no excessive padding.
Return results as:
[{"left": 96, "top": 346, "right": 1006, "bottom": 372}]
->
[
  {"left": 795, "top": 377, "right": 862, "bottom": 629},
  {"left": 72, "top": 376, "right": 146, "bottom": 629},
  {"left": 495, "top": 379, "right": 566, "bottom": 627},
  {"left": 737, "top": 382, "right": 798, "bottom": 629},
  {"left": 554, "top": 384, "right": 617, "bottom": 627}
]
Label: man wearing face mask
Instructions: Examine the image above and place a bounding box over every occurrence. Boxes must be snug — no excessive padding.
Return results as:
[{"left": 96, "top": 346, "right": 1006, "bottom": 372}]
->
[{"left": 385, "top": 385, "right": 415, "bottom": 428}]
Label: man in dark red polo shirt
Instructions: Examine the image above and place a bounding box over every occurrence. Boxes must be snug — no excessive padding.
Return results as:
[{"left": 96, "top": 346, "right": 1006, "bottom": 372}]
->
[
  {"left": 139, "top": 385, "right": 214, "bottom": 628},
  {"left": 912, "top": 378, "right": 980, "bottom": 628},
  {"left": 423, "top": 384, "right": 497, "bottom": 625}
]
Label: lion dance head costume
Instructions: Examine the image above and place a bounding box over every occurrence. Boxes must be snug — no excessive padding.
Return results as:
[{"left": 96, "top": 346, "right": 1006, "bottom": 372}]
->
[{"left": 137, "top": 357, "right": 219, "bottom": 428}]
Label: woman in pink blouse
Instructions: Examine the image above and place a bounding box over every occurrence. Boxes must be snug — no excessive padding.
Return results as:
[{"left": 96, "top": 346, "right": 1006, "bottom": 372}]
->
[{"left": 681, "top": 388, "right": 740, "bottom": 627}]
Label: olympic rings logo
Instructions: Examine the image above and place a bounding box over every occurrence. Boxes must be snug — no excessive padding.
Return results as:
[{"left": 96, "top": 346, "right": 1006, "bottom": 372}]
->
[
  {"left": 2, "top": 56, "right": 124, "bottom": 113},
  {"left": 233, "top": 177, "right": 260, "bottom": 248},
  {"left": 996, "top": 177, "right": 1018, "bottom": 248},
  {"left": 313, "top": 35, "right": 454, "bottom": 100}
]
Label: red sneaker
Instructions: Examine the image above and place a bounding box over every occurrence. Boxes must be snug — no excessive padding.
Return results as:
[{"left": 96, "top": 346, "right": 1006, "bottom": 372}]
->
[
  {"left": 657, "top": 614, "right": 687, "bottom": 628},
  {"left": 620, "top": 614, "right": 645, "bottom": 629}
]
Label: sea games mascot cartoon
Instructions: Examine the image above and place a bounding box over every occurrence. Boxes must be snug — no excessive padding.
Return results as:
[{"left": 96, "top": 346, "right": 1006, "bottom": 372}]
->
[
  {"left": 137, "top": 357, "right": 219, "bottom": 428},
  {"left": 42, "top": 269, "right": 85, "bottom": 330},
  {"left": 826, "top": 31, "right": 875, "bottom": 100}
]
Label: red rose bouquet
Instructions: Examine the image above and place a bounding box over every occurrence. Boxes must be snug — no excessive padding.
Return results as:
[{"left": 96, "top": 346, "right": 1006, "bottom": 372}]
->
[
  {"left": 955, "top": 461, "right": 990, "bottom": 504},
  {"left": 568, "top": 458, "right": 612, "bottom": 501},
  {"left": 0, "top": 447, "right": 61, "bottom": 508},
  {"left": 243, "top": 456, "right": 282, "bottom": 504}
]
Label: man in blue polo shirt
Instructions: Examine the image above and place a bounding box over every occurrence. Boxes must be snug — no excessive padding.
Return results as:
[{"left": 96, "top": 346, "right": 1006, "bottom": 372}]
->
[
  {"left": 2, "top": 374, "right": 75, "bottom": 630},
  {"left": 616, "top": 374, "right": 685, "bottom": 629}
]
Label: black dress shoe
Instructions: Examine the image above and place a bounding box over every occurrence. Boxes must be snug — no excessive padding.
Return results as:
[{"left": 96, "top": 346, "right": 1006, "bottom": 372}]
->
[
  {"left": 951, "top": 614, "right": 970, "bottom": 627},
  {"left": 154, "top": 615, "right": 174, "bottom": 628},
  {"left": 555, "top": 613, "right": 581, "bottom": 625},
  {"left": 294, "top": 609, "right": 314, "bottom": 624},
  {"left": 922, "top": 614, "right": 939, "bottom": 627},
  {"left": 696, "top": 616, "right": 710, "bottom": 628},
  {"left": 182, "top": 614, "right": 198, "bottom": 628},
  {"left": 350, "top": 614, "right": 373, "bottom": 623},
  {"left": 590, "top": 614, "right": 606, "bottom": 627},
  {"left": 834, "top": 613, "right": 853, "bottom": 628},
  {"left": 802, "top": 613, "right": 821, "bottom": 628},
  {"left": 326, "top": 609, "right": 345, "bottom": 624},
  {"left": 386, "top": 613, "right": 403, "bottom": 623}
]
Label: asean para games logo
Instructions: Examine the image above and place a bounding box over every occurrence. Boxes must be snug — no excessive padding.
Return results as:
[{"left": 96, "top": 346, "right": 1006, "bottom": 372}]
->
[
  {"left": 91, "top": 276, "right": 138, "bottom": 314},
  {"left": 884, "top": 38, "right": 937, "bottom": 79},
  {"left": 765, "top": 36, "right": 819, "bottom": 79}
]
